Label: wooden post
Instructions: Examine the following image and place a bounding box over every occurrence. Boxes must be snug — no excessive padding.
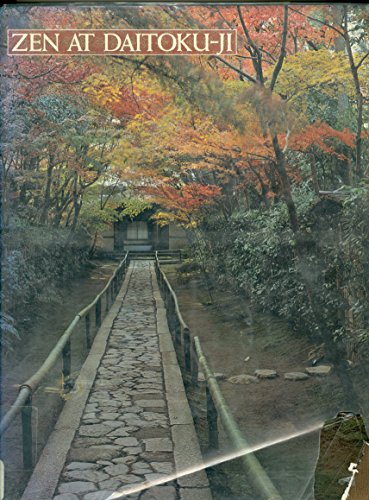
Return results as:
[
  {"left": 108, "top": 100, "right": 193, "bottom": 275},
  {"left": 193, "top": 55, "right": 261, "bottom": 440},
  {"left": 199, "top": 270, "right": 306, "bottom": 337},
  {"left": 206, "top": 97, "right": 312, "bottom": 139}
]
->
[
  {"left": 85, "top": 312, "right": 91, "bottom": 348},
  {"left": 183, "top": 327, "right": 191, "bottom": 374},
  {"left": 62, "top": 340, "right": 71, "bottom": 390},
  {"left": 175, "top": 321, "right": 182, "bottom": 366},
  {"left": 175, "top": 317, "right": 181, "bottom": 351},
  {"left": 191, "top": 339, "right": 199, "bottom": 386},
  {"left": 105, "top": 288, "right": 109, "bottom": 313},
  {"left": 95, "top": 298, "right": 101, "bottom": 328},
  {"left": 167, "top": 309, "right": 174, "bottom": 338},
  {"left": 206, "top": 385, "right": 219, "bottom": 450},
  {"left": 21, "top": 396, "right": 33, "bottom": 470}
]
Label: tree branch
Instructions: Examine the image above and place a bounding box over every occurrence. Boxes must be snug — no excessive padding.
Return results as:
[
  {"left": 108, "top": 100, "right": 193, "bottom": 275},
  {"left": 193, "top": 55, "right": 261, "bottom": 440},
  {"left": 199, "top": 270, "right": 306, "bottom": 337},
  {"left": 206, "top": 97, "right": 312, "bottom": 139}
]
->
[
  {"left": 307, "top": 40, "right": 319, "bottom": 51},
  {"left": 237, "top": 5, "right": 264, "bottom": 83},
  {"left": 270, "top": 6, "right": 289, "bottom": 91},
  {"left": 288, "top": 6, "right": 345, "bottom": 37},
  {"left": 356, "top": 51, "right": 369, "bottom": 70},
  {"left": 246, "top": 152, "right": 276, "bottom": 163},
  {"left": 258, "top": 47, "right": 277, "bottom": 63},
  {"left": 213, "top": 56, "right": 257, "bottom": 84},
  {"left": 16, "top": 63, "right": 65, "bottom": 80}
]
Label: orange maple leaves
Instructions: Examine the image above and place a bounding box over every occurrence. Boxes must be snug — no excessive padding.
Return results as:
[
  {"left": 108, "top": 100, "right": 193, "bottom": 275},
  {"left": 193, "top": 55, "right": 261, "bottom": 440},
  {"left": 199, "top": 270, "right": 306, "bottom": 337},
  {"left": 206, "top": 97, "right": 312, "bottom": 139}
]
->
[
  {"left": 288, "top": 121, "right": 355, "bottom": 160},
  {"left": 144, "top": 181, "right": 222, "bottom": 226}
]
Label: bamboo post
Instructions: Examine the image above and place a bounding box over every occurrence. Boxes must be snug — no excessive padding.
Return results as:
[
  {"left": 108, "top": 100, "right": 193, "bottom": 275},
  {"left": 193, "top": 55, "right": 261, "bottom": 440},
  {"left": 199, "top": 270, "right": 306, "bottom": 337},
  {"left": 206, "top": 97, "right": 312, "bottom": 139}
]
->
[
  {"left": 21, "top": 396, "right": 33, "bottom": 470},
  {"left": 191, "top": 338, "right": 199, "bottom": 386},
  {"left": 183, "top": 327, "right": 191, "bottom": 374},
  {"left": 105, "top": 288, "right": 109, "bottom": 313},
  {"left": 62, "top": 339, "right": 71, "bottom": 390},
  {"left": 206, "top": 384, "right": 219, "bottom": 450},
  {"left": 85, "top": 312, "right": 91, "bottom": 348},
  {"left": 95, "top": 297, "right": 102, "bottom": 328}
]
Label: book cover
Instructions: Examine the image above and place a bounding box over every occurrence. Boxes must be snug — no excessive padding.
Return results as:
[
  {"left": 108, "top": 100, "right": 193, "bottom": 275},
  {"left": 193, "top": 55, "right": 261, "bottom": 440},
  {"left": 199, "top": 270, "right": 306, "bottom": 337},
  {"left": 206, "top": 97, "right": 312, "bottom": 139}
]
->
[{"left": 1, "top": 2, "right": 369, "bottom": 499}]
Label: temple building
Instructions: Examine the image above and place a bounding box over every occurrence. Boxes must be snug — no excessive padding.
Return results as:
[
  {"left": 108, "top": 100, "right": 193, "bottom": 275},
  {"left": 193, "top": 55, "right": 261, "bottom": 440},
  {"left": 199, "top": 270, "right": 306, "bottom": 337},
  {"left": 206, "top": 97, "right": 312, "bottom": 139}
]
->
[{"left": 98, "top": 207, "right": 187, "bottom": 253}]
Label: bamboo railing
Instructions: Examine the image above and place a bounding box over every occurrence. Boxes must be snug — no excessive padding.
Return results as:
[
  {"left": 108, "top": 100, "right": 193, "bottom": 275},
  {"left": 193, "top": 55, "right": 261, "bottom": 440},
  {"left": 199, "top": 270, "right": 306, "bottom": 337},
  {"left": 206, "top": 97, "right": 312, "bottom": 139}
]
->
[
  {"left": 0, "top": 252, "right": 130, "bottom": 469},
  {"left": 154, "top": 251, "right": 282, "bottom": 500}
]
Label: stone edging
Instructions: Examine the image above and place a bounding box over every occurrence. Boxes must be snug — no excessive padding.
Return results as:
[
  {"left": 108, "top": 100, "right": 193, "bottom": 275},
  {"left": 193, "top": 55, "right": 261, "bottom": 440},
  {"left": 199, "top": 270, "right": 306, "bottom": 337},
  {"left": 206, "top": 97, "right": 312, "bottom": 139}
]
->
[
  {"left": 21, "top": 265, "right": 134, "bottom": 500},
  {"left": 150, "top": 266, "right": 212, "bottom": 500}
]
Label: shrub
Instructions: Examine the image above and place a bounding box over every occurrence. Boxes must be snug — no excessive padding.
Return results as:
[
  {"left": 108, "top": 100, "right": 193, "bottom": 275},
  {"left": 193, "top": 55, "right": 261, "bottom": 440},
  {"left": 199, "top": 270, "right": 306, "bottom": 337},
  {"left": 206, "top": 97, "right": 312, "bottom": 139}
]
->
[
  {"left": 1, "top": 216, "right": 90, "bottom": 349},
  {"left": 194, "top": 185, "right": 369, "bottom": 354}
]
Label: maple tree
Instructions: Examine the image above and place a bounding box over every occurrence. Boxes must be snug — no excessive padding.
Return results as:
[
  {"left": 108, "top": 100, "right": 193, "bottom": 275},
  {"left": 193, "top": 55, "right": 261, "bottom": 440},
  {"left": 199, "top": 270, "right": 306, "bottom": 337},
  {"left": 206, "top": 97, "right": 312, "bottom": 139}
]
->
[
  {"left": 3, "top": 3, "right": 368, "bottom": 239},
  {"left": 123, "top": 5, "right": 316, "bottom": 231},
  {"left": 144, "top": 181, "right": 221, "bottom": 228},
  {"left": 110, "top": 4, "right": 367, "bottom": 231},
  {"left": 288, "top": 4, "right": 369, "bottom": 180}
]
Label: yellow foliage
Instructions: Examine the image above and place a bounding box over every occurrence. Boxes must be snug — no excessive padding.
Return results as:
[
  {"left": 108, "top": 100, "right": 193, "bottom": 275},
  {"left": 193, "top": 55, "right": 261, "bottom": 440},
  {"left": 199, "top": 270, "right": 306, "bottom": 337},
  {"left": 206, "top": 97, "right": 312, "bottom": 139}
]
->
[
  {"left": 275, "top": 48, "right": 354, "bottom": 114},
  {"left": 82, "top": 74, "right": 122, "bottom": 106}
]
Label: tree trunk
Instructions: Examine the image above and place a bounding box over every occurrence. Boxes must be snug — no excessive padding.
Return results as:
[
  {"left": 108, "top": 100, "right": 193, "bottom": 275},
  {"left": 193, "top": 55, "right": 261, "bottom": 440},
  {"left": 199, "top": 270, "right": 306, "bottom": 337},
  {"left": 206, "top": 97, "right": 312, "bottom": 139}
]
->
[
  {"left": 343, "top": 6, "right": 364, "bottom": 182},
  {"left": 89, "top": 231, "right": 99, "bottom": 257},
  {"left": 271, "top": 134, "right": 299, "bottom": 232},
  {"left": 310, "top": 154, "right": 320, "bottom": 195},
  {"left": 69, "top": 172, "right": 81, "bottom": 232},
  {"left": 39, "top": 160, "right": 54, "bottom": 225}
]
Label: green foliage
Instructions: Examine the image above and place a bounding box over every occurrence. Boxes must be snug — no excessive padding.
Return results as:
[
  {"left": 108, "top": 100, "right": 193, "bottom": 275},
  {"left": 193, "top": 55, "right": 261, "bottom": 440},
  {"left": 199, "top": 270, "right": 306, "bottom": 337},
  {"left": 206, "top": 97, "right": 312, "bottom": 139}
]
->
[
  {"left": 196, "top": 186, "right": 369, "bottom": 351},
  {"left": 338, "top": 185, "right": 369, "bottom": 345},
  {"left": 176, "top": 258, "right": 202, "bottom": 283},
  {"left": 80, "top": 194, "right": 151, "bottom": 241},
  {"left": 177, "top": 259, "right": 202, "bottom": 274},
  {"left": 2, "top": 215, "right": 90, "bottom": 349},
  {"left": 80, "top": 195, "right": 119, "bottom": 233},
  {"left": 0, "top": 313, "right": 20, "bottom": 351},
  {"left": 35, "top": 95, "right": 84, "bottom": 123},
  {"left": 120, "top": 198, "right": 152, "bottom": 218},
  {"left": 275, "top": 48, "right": 354, "bottom": 122}
]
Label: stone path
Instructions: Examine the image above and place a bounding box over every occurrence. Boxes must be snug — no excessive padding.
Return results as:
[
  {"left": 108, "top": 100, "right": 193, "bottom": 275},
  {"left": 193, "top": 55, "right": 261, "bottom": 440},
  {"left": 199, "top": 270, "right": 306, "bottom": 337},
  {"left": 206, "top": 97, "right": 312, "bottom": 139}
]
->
[{"left": 22, "top": 261, "right": 211, "bottom": 500}]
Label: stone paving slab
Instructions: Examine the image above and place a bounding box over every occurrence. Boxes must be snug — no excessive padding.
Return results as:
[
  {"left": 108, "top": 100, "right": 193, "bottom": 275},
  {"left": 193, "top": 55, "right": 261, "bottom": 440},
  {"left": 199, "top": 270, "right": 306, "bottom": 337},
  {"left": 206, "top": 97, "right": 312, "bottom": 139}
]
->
[{"left": 22, "top": 261, "right": 211, "bottom": 500}]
